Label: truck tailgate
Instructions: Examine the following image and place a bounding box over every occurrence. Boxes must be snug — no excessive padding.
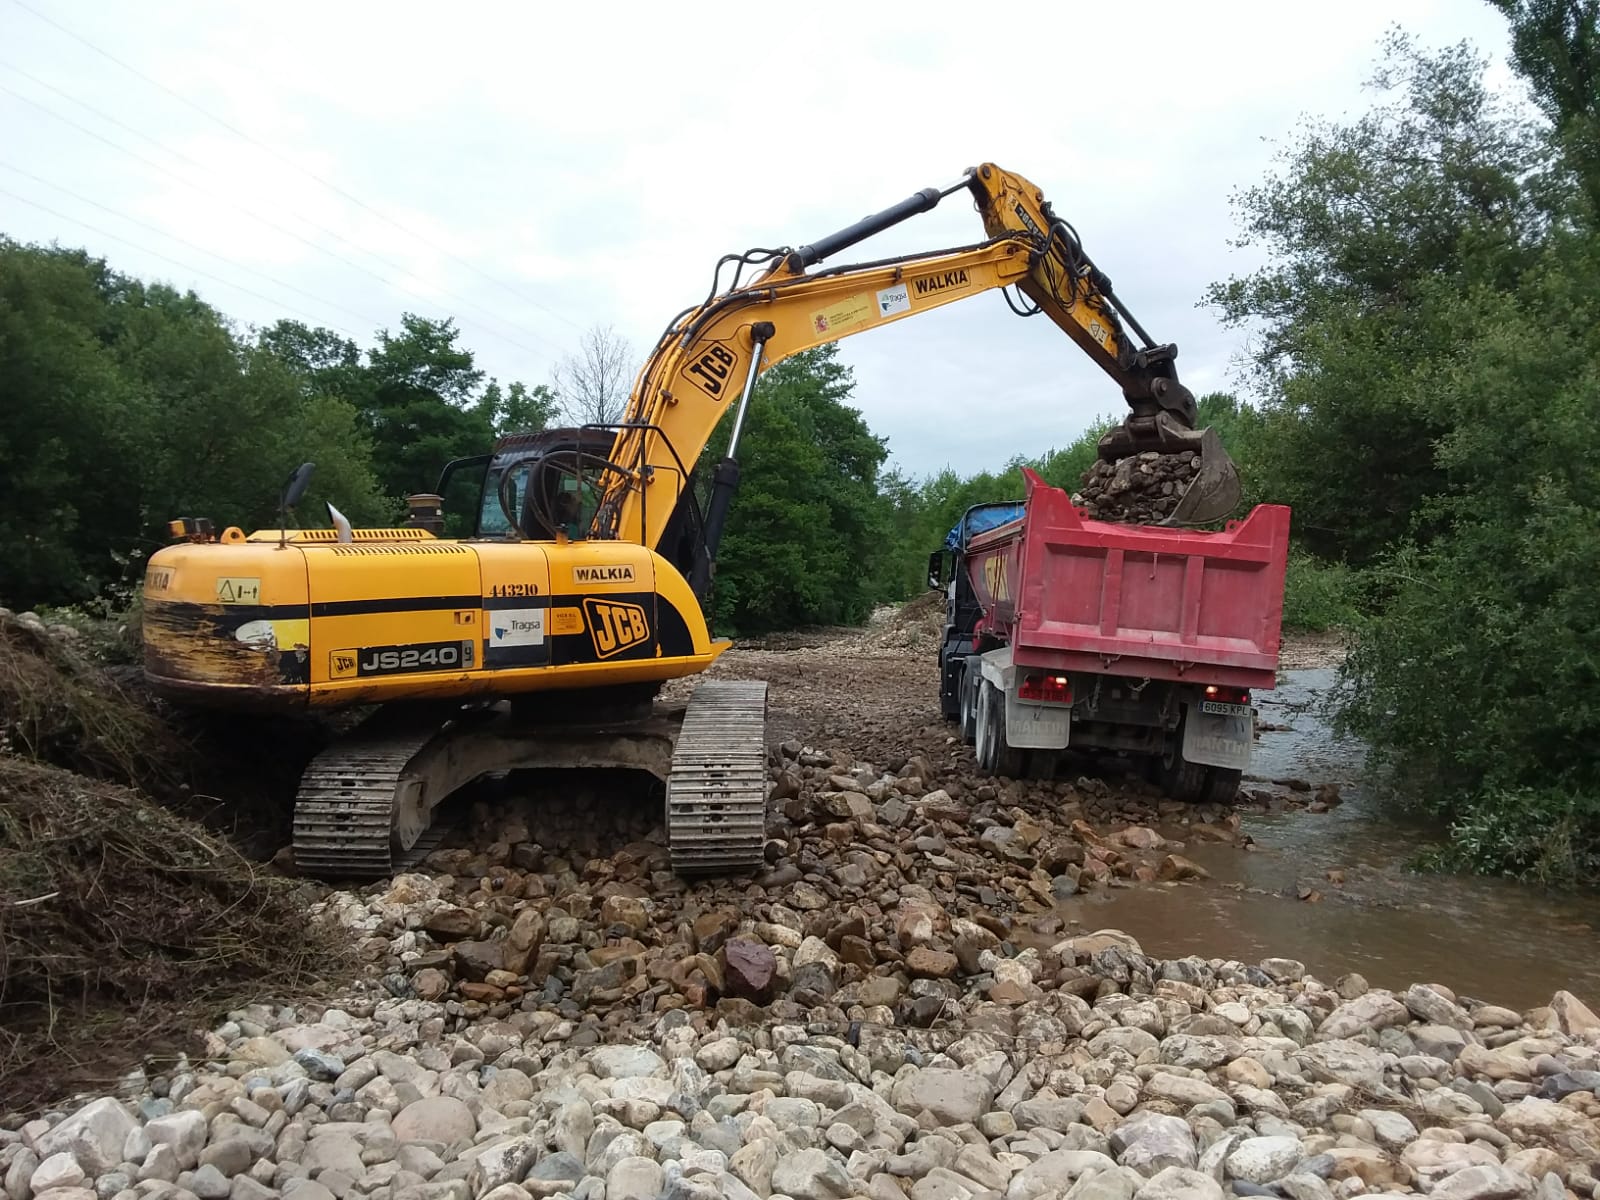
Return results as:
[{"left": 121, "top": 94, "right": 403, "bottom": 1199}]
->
[{"left": 966, "top": 469, "right": 1290, "bottom": 689}]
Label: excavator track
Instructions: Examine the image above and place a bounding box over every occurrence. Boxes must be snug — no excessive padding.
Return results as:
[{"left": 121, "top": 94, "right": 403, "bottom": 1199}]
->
[
  {"left": 291, "top": 727, "right": 452, "bottom": 880},
  {"left": 667, "top": 680, "right": 769, "bottom": 875}
]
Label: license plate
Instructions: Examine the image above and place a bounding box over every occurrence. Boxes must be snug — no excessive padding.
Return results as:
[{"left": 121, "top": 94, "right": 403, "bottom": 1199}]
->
[{"left": 1201, "top": 700, "right": 1251, "bottom": 716}]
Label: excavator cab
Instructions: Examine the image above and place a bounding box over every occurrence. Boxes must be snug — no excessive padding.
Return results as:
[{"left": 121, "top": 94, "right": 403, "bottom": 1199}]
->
[{"left": 429, "top": 428, "right": 618, "bottom": 542}]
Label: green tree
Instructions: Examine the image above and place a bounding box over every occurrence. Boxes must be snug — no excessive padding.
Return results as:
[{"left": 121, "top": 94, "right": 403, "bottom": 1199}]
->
[
  {"left": 0, "top": 242, "right": 388, "bottom": 608},
  {"left": 702, "top": 345, "right": 893, "bottom": 632},
  {"left": 478, "top": 380, "right": 559, "bottom": 436},
  {"left": 0, "top": 242, "right": 138, "bottom": 605},
  {"left": 1335, "top": 238, "right": 1600, "bottom": 879},
  {"left": 359, "top": 315, "right": 494, "bottom": 504},
  {"left": 1213, "top": 26, "right": 1600, "bottom": 878},
  {"left": 1206, "top": 32, "right": 1553, "bottom": 563},
  {"left": 1488, "top": 0, "right": 1600, "bottom": 215}
]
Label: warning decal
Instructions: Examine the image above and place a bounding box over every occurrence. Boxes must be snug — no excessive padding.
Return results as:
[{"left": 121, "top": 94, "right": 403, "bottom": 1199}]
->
[{"left": 215, "top": 576, "right": 260, "bottom": 604}]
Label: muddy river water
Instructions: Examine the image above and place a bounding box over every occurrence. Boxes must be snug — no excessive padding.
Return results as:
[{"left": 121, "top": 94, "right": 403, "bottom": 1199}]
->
[{"left": 1059, "top": 668, "right": 1600, "bottom": 1011}]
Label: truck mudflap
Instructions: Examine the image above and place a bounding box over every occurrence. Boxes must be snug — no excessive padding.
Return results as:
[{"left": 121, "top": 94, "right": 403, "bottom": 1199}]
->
[
  {"left": 1005, "top": 692, "right": 1070, "bottom": 749},
  {"left": 1180, "top": 702, "right": 1253, "bottom": 769},
  {"left": 977, "top": 646, "right": 1071, "bottom": 751}
]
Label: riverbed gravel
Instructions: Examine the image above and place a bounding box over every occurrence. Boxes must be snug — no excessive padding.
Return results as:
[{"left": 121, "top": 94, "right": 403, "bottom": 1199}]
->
[{"left": 8, "top": 625, "right": 1600, "bottom": 1200}]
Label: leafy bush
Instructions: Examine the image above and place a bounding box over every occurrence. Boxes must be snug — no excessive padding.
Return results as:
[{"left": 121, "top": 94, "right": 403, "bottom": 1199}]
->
[
  {"left": 1214, "top": 22, "right": 1600, "bottom": 881},
  {"left": 1281, "top": 551, "right": 1360, "bottom": 632}
]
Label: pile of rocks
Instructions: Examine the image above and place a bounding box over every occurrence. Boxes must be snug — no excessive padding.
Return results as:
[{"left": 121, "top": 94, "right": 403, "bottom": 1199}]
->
[
  {"left": 1074, "top": 453, "right": 1201, "bottom": 524},
  {"left": 284, "top": 739, "right": 1245, "bottom": 1023},
  {"left": 8, "top": 933, "right": 1600, "bottom": 1200}
]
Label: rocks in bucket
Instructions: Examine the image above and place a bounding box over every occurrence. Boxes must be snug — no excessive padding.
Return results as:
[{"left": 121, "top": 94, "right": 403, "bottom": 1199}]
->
[{"left": 1075, "top": 451, "right": 1200, "bottom": 524}]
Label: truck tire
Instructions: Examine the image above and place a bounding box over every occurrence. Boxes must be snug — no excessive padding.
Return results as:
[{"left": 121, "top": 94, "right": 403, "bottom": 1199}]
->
[
  {"left": 959, "top": 663, "right": 978, "bottom": 744},
  {"left": 977, "top": 679, "right": 1026, "bottom": 779},
  {"left": 1162, "top": 755, "right": 1211, "bottom": 802},
  {"left": 1204, "top": 767, "right": 1243, "bottom": 804},
  {"left": 975, "top": 678, "right": 998, "bottom": 772}
]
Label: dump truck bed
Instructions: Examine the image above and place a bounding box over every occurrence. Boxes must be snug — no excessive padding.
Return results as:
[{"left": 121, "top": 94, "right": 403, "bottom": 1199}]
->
[{"left": 964, "top": 469, "right": 1291, "bottom": 690}]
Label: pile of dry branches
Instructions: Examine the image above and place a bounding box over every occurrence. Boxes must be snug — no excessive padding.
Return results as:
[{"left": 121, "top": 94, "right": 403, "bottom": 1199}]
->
[{"left": 0, "top": 613, "right": 337, "bottom": 1109}]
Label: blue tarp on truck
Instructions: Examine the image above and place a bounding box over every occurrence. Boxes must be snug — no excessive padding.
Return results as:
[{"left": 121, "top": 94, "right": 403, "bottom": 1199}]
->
[{"left": 944, "top": 502, "right": 1025, "bottom": 551}]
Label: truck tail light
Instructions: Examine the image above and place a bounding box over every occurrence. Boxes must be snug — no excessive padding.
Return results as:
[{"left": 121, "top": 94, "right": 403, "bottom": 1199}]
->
[
  {"left": 1203, "top": 684, "right": 1251, "bottom": 704},
  {"left": 1019, "top": 673, "right": 1072, "bottom": 704}
]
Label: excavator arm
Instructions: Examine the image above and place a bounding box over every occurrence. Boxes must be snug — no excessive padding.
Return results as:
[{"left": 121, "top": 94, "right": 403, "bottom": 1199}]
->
[{"left": 593, "top": 163, "right": 1240, "bottom": 574}]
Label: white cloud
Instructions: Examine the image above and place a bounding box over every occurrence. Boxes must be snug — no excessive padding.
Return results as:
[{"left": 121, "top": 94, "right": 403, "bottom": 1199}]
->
[{"left": 0, "top": 0, "right": 1515, "bottom": 476}]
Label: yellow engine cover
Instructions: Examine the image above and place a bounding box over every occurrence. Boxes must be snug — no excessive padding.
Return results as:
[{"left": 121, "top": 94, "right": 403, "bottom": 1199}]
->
[{"left": 142, "top": 528, "right": 726, "bottom": 710}]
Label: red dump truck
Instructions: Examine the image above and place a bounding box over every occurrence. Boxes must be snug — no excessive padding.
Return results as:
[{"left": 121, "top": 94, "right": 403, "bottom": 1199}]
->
[{"left": 930, "top": 468, "right": 1291, "bottom": 800}]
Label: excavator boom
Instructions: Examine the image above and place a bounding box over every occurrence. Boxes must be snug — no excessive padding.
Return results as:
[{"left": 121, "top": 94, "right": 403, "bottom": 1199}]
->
[{"left": 597, "top": 164, "right": 1240, "bottom": 557}]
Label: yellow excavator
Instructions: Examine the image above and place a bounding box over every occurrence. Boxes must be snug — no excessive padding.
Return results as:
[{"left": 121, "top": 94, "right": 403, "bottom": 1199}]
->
[{"left": 141, "top": 163, "right": 1241, "bottom": 880}]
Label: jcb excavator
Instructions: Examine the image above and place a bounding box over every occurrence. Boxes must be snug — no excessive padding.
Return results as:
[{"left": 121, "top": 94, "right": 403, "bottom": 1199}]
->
[{"left": 141, "top": 163, "right": 1242, "bottom": 880}]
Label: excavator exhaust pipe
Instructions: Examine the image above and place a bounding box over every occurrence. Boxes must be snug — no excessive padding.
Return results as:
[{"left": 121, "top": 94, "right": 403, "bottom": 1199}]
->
[{"left": 1097, "top": 412, "right": 1243, "bottom": 526}]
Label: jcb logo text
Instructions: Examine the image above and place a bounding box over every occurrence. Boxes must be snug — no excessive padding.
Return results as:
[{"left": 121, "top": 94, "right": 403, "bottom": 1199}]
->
[
  {"left": 682, "top": 342, "right": 739, "bottom": 399},
  {"left": 583, "top": 598, "right": 650, "bottom": 658}
]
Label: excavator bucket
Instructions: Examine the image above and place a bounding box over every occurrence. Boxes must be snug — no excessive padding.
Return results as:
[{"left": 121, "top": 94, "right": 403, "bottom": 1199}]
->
[
  {"left": 1096, "top": 413, "right": 1244, "bottom": 526},
  {"left": 1167, "top": 427, "right": 1243, "bottom": 525}
]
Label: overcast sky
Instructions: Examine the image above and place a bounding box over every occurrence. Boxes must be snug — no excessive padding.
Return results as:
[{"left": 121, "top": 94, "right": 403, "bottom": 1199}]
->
[{"left": 3, "top": 0, "right": 1517, "bottom": 479}]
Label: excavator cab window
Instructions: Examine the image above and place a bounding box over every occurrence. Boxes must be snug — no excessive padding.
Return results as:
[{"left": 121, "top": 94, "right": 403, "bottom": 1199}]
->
[{"left": 480, "top": 462, "right": 524, "bottom": 538}]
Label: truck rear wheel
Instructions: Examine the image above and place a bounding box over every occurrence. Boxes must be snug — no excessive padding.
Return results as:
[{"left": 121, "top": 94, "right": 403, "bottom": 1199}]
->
[
  {"left": 975, "top": 679, "right": 998, "bottom": 771},
  {"left": 1203, "top": 767, "right": 1243, "bottom": 804},
  {"left": 959, "top": 663, "right": 978, "bottom": 744},
  {"left": 976, "top": 679, "right": 1026, "bottom": 779},
  {"left": 1160, "top": 752, "right": 1243, "bottom": 804},
  {"left": 1161, "top": 754, "right": 1210, "bottom": 802}
]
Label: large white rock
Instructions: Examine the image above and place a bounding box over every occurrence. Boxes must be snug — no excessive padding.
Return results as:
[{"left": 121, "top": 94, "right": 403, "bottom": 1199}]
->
[
  {"left": 1317, "top": 994, "right": 1410, "bottom": 1040},
  {"left": 1498, "top": 1097, "right": 1598, "bottom": 1144},
  {"left": 771, "top": 1149, "right": 852, "bottom": 1200},
  {"left": 1144, "top": 1074, "right": 1227, "bottom": 1107},
  {"left": 1295, "top": 1041, "right": 1385, "bottom": 1090},
  {"left": 392, "top": 1097, "right": 475, "bottom": 1145},
  {"left": 1359, "top": 1109, "right": 1419, "bottom": 1152},
  {"left": 1224, "top": 1137, "right": 1302, "bottom": 1185},
  {"left": 1007, "top": 1151, "right": 1120, "bottom": 1200},
  {"left": 891, "top": 1069, "right": 995, "bottom": 1127},
  {"left": 301, "top": 1134, "right": 363, "bottom": 1177},
  {"left": 1430, "top": 1166, "right": 1537, "bottom": 1200},
  {"left": 730, "top": 1138, "right": 778, "bottom": 1197},
  {"left": 607, "top": 1157, "right": 667, "bottom": 1200},
  {"left": 33, "top": 1099, "right": 138, "bottom": 1177},
  {"left": 144, "top": 1111, "right": 209, "bottom": 1171},
  {"left": 589, "top": 1046, "right": 667, "bottom": 1079},
  {"left": 1414, "top": 1139, "right": 1510, "bottom": 1190},
  {"left": 1112, "top": 1112, "right": 1198, "bottom": 1175},
  {"left": 1551, "top": 991, "right": 1600, "bottom": 1037},
  {"left": 30, "top": 1154, "right": 86, "bottom": 1194},
  {"left": 467, "top": 1135, "right": 540, "bottom": 1194},
  {"left": 1134, "top": 1167, "right": 1225, "bottom": 1200}
]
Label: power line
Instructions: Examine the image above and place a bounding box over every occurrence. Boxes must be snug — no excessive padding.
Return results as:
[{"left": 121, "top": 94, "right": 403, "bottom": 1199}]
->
[
  {"left": 0, "top": 76, "right": 566, "bottom": 363},
  {"left": 0, "top": 161, "right": 390, "bottom": 330},
  {"left": 0, "top": 185, "right": 365, "bottom": 340},
  {"left": 5, "top": 0, "right": 587, "bottom": 335}
]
